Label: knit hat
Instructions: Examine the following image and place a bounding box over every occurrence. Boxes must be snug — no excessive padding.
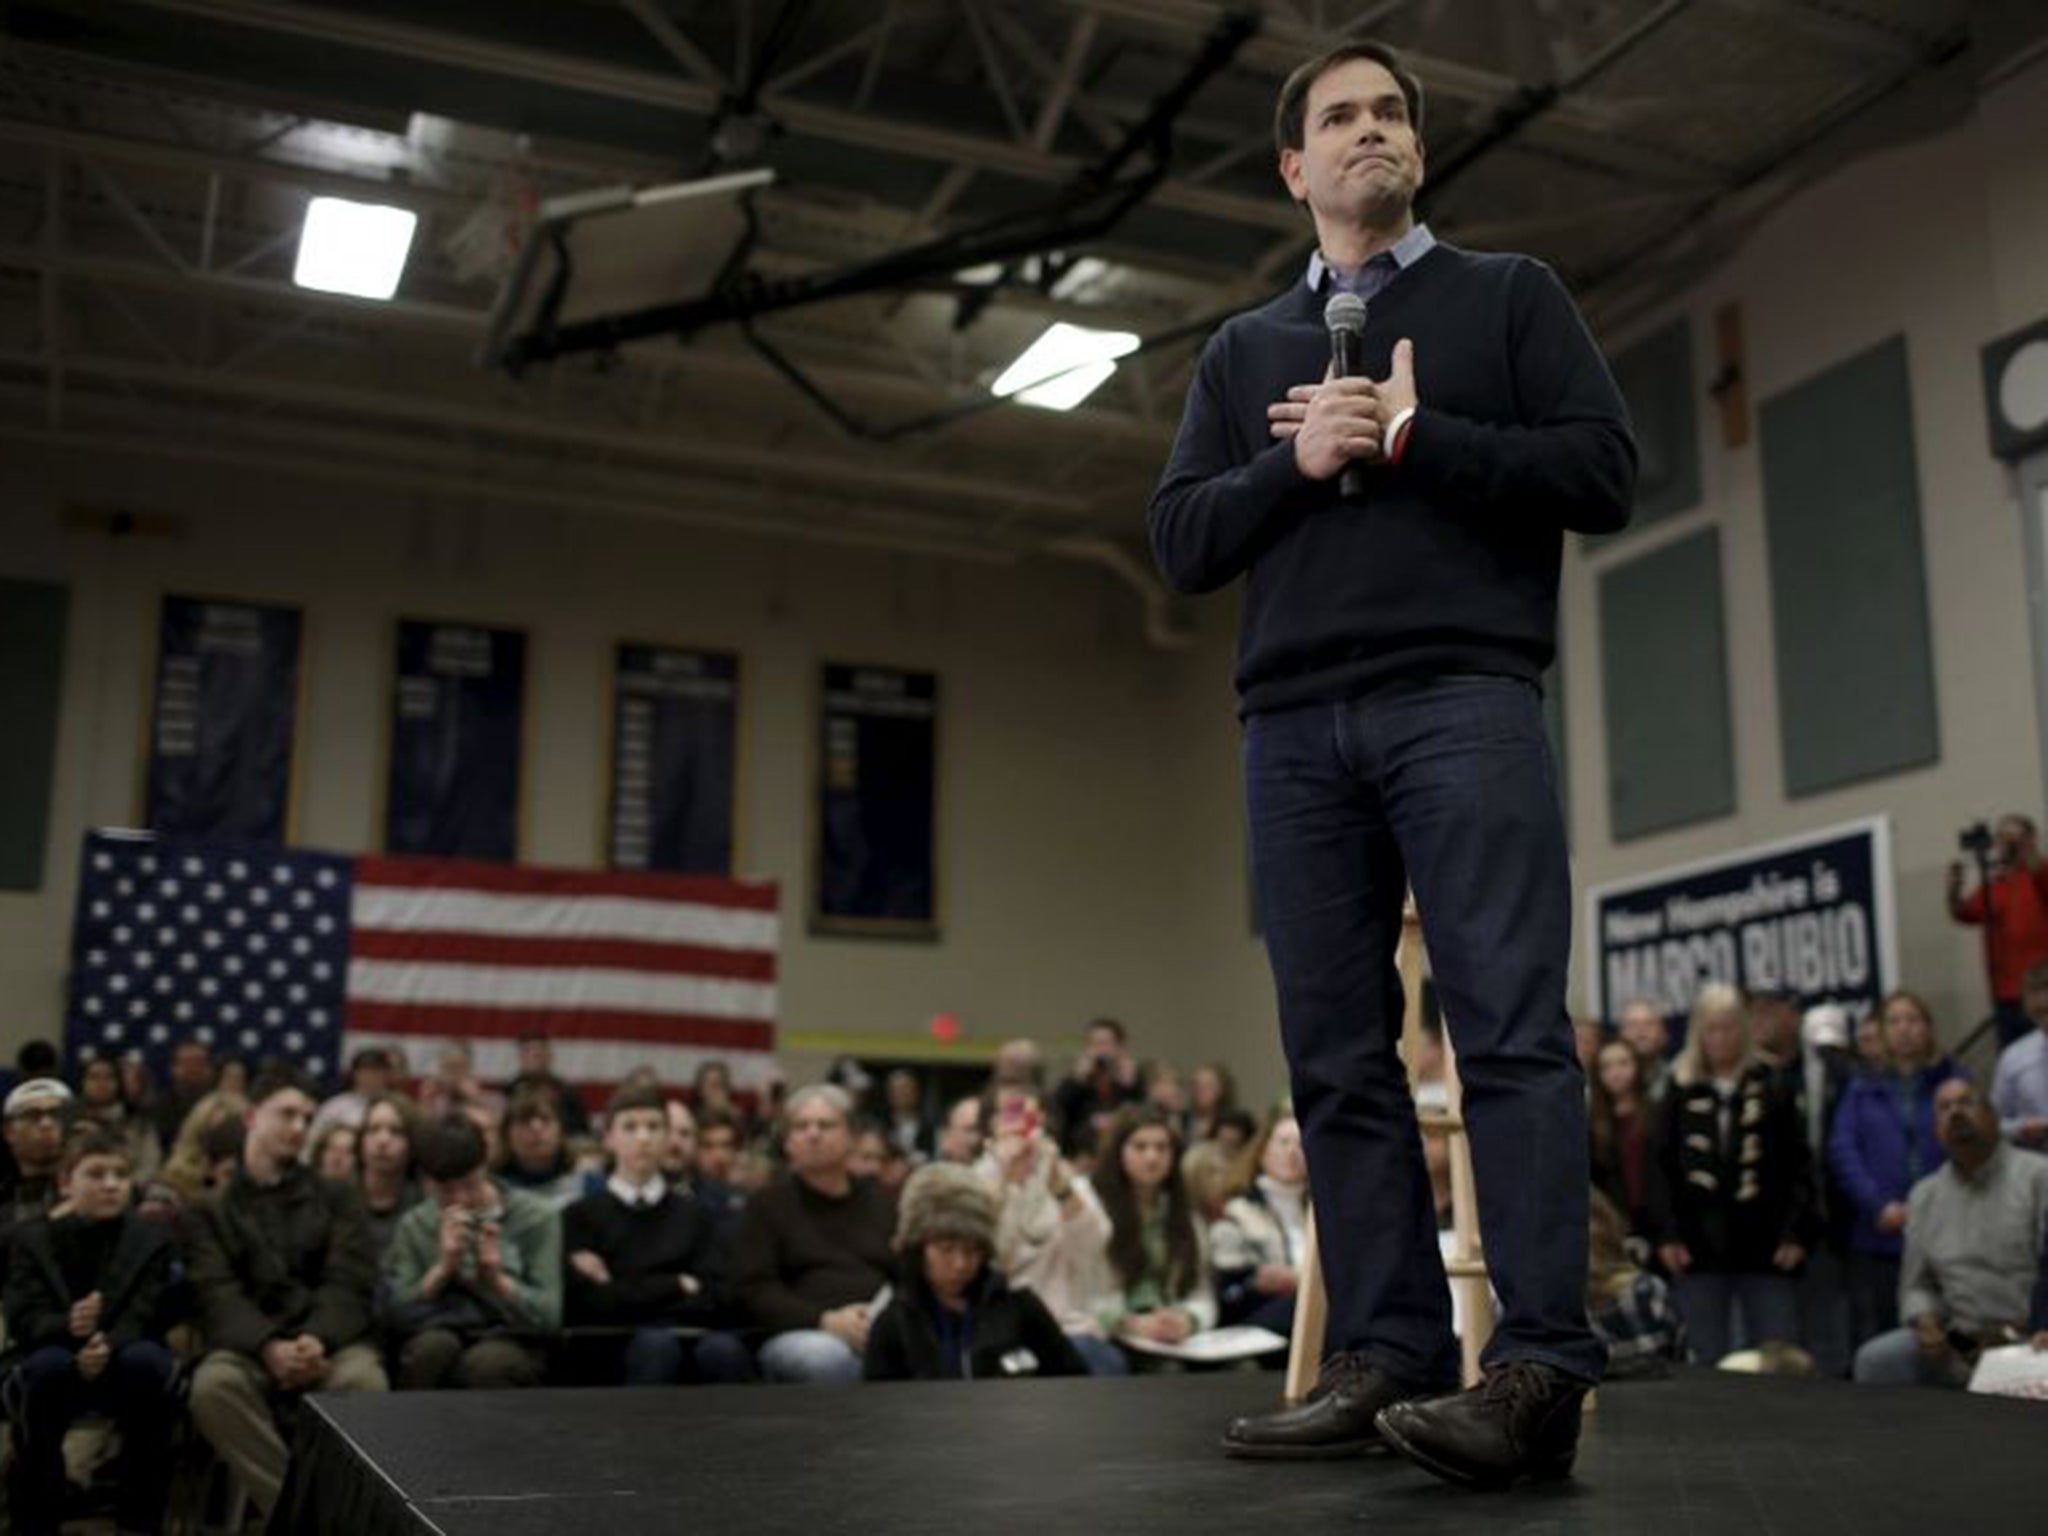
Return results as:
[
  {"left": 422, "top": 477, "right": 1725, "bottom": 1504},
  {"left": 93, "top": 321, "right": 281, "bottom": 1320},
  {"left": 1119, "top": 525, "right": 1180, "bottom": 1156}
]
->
[
  {"left": 3, "top": 1078, "right": 73, "bottom": 1118},
  {"left": 894, "top": 1162, "right": 999, "bottom": 1253}
]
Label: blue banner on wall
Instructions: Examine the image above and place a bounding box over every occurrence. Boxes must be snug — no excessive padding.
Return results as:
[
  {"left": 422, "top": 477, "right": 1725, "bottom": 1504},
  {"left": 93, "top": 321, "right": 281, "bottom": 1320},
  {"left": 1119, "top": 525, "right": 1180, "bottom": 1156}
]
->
[
  {"left": 385, "top": 620, "right": 525, "bottom": 862},
  {"left": 815, "top": 663, "right": 937, "bottom": 936},
  {"left": 609, "top": 643, "right": 739, "bottom": 875},
  {"left": 1586, "top": 816, "right": 1897, "bottom": 1034},
  {"left": 145, "top": 595, "right": 302, "bottom": 844}
]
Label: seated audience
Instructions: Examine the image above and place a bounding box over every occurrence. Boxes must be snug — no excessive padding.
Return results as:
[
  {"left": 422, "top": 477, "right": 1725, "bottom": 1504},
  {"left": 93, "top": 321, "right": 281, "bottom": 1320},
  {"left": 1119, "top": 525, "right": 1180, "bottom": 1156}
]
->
[
  {"left": 3, "top": 1128, "right": 180, "bottom": 1536},
  {"left": 975, "top": 1086, "right": 1123, "bottom": 1376},
  {"left": 692, "top": 1059, "right": 752, "bottom": 1141},
  {"left": 731, "top": 1084, "right": 895, "bottom": 1384},
  {"left": 1618, "top": 997, "right": 1674, "bottom": 1104},
  {"left": 1180, "top": 1142, "right": 1233, "bottom": 1226},
  {"left": 1992, "top": 960, "right": 2048, "bottom": 1149},
  {"left": 988, "top": 1038, "right": 1044, "bottom": 1096},
  {"left": 1052, "top": 1018, "right": 1145, "bottom": 1155},
  {"left": 1211, "top": 1111, "right": 1308, "bottom": 1335},
  {"left": 1589, "top": 1039, "right": 1658, "bottom": 1242},
  {"left": 934, "top": 1094, "right": 986, "bottom": 1165},
  {"left": 384, "top": 1113, "right": 561, "bottom": 1390},
  {"left": 1648, "top": 984, "right": 1814, "bottom": 1365},
  {"left": 881, "top": 1068, "right": 932, "bottom": 1158},
  {"left": 149, "top": 1038, "right": 215, "bottom": 1148},
  {"left": 2, "top": 1080, "right": 71, "bottom": 1274},
  {"left": 1185, "top": 1062, "right": 1238, "bottom": 1146},
  {"left": 186, "top": 1065, "right": 387, "bottom": 1520},
  {"left": 1852, "top": 1078, "right": 2048, "bottom": 1386},
  {"left": 1145, "top": 1062, "right": 1188, "bottom": 1128},
  {"left": 416, "top": 1044, "right": 504, "bottom": 1122},
  {"left": 505, "top": 1033, "right": 590, "bottom": 1138},
  {"left": 664, "top": 1096, "right": 744, "bottom": 1231},
  {"left": 308, "top": 1047, "right": 399, "bottom": 1143},
  {"left": 695, "top": 1109, "right": 743, "bottom": 1188},
  {"left": 1829, "top": 990, "right": 1963, "bottom": 1346},
  {"left": 309, "top": 1120, "right": 358, "bottom": 1183},
  {"left": 1084, "top": 1105, "right": 1217, "bottom": 1360},
  {"left": 562, "top": 1083, "right": 752, "bottom": 1385},
  {"left": 74, "top": 1054, "right": 162, "bottom": 1182},
  {"left": 497, "top": 1089, "right": 585, "bottom": 1209},
  {"left": 0, "top": 1038, "right": 60, "bottom": 1104},
  {"left": 865, "top": 1163, "right": 1085, "bottom": 1382},
  {"left": 215, "top": 1056, "right": 250, "bottom": 1101},
  {"left": 1211, "top": 1109, "right": 1258, "bottom": 1162},
  {"left": 356, "top": 1092, "right": 424, "bottom": 1262},
  {"left": 1585, "top": 1188, "right": 1686, "bottom": 1378}
]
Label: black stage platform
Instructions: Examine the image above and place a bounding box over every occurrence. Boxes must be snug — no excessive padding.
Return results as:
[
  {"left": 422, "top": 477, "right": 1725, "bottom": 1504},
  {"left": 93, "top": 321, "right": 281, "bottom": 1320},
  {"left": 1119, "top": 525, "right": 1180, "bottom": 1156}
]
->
[{"left": 276, "top": 1369, "right": 2042, "bottom": 1534}]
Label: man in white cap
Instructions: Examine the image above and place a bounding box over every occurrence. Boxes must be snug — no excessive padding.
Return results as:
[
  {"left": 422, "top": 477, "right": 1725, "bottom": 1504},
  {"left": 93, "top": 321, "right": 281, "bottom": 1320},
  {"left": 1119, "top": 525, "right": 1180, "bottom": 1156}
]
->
[{"left": 2, "top": 1078, "right": 74, "bottom": 1274}]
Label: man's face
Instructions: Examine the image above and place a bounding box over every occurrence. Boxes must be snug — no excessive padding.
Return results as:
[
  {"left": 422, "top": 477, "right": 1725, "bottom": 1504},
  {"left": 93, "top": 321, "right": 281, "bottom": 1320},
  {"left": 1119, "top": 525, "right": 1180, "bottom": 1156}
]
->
[
  {"left": 1934, "top": 1080, "right": 1995, "bottom": 1158},
  {"left": 3, "top": 1105, "right": 66, "bottom": 1174},
  {"left": 607, "top": 1107, "right": 668, "bottom": 1183},
  {"left": 438, "top": 1049, "right": 472, "bottom": 1086},
  {"left": 246, "top": 1088, "right": 315, "bottom": 1166},
  {"left": 170, "top": 1043, "right": 213, "bottom": 1096},
  {"left": 785, "top": 1099, "right": 852, "bottom": 1180},
  {"left": 665, "top": 1100, "right": 697, "bottom": 1172},
  {"left": 1996, "top": 817, "right": 2035, "bottom": 864},
  {"left": 1619, "top": 1005, "right": 1668, "bottom": 1059},
  {"left": 849, "top": 1130, "right": 886, "bottom": 1179},
  {"left": 354, "top": 1061, "right": 392, "bottom": 1096},
  {"left": 429, "top": 1166, "right": 494, "bottom": 1213},
  {"left": 1087, "top": 1027, "right": 1124, "bottom": 1066},
  {"left": 697, "top": 1124, "right": 737, "bottom": 1181},
  {"left": 518, "top": 1039, "right": 550, "bottom": 1076},
  {"left": 65, "top": 1152, "right": 133, "bottom": 1220},
  {"left": 2026, "top": 979, "right": 2048, "bottom": 1031},
  {"left": 508, "top": 1110, "right": 561, "bottom": 1169},
  {"left": 1279, "top": 58, "right": 1425, "bottom": 232}
]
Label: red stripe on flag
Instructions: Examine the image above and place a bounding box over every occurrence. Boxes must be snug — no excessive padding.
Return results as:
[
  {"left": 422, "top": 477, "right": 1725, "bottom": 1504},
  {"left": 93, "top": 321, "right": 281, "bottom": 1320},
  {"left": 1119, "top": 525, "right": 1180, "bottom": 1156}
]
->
[
  {"left": 347, "top": 929, "right": 775, "bottom": 980},
  {"left": 353, "top": 855, "right": 778, "bottom": 909},
  {"left": 344, "top": 1000, "right": 774, "bottom": 1052}
]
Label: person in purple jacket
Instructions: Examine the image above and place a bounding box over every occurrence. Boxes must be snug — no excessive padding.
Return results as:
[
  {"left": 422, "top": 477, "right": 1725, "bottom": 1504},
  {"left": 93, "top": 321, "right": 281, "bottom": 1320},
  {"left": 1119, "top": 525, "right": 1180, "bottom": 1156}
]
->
[{"left": 1828, "top": 990, "right": 1964, "bottom": 1349}]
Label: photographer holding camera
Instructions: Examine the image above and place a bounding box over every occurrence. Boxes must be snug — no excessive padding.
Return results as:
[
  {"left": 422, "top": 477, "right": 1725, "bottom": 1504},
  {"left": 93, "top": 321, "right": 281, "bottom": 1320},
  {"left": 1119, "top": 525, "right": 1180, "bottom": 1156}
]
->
[
  {"left": 1051, "top": 1019, "right": 1145, "bottom": 1158},
  {"left": 1948, "top": 814, "right": 2048, "bottom": 1050}
]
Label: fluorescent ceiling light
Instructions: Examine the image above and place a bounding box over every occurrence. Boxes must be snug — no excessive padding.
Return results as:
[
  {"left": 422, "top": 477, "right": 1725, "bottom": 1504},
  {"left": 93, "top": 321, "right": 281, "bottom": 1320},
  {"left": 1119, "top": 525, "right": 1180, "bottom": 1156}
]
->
[
  {"left": 990, "top": 322, "right": 1139, "bottom": 411},
  {"left": 293, "top": 196, "right": 418, "bottom": 300}
]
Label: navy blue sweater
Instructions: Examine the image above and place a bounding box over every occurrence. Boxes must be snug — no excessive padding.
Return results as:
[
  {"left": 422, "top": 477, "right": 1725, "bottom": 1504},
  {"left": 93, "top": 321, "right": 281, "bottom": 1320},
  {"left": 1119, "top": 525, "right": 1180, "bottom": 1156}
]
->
[{"left": 1148, "top": 242, "right": 1636, "bottom": 715}]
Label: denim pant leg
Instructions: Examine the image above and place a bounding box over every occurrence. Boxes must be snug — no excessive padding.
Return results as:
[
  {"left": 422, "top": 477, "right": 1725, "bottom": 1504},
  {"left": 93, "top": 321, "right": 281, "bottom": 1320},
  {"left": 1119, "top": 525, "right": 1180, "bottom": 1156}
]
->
[
  {"left": 757, "top": 1329, "right": 862, "bottom": 1384},
  {"left": 1245, "top": 702, "right": 1456, "bottom": 1387},
  {"left": 1674, "top": 1272, "right": 1733, "bottom": 1364},
  {"left": 688, "top": 1331, "right": 758, "bottom": 1384},
  {"left": 1363, "top": 676, "right": 1603, "bottom": 1384},
  {"left": 623, "top": 1327, "right": 686, "bottom": 1385},
  {"left": 1735, "top": 1273, "right": 1800, "bottom": 1349},
  {"left": 9, "top": 1346, "right": 83, "bottom": 1535},
  {"left": 1067, "top": 1333, "right": 1130, "bottom": 1377}
]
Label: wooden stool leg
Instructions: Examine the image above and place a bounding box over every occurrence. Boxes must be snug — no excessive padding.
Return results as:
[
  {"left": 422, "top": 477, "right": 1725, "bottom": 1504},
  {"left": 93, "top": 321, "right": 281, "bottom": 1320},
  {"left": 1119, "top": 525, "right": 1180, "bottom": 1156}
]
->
[{"left": 1283, "top": 1210, "right": 1326, "bottom": 1403}]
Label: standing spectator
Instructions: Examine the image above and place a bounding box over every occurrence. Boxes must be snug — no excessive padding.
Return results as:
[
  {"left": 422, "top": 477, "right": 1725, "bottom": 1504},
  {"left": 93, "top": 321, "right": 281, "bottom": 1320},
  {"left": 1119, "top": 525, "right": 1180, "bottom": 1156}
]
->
[
  {"left": 562, "top": 1083, "right": 752, "bottom": 1385},
  {"left": 505, "top": 1033, "right": 590, "bottom": 1138},
  {"left": 1211, "top": 1111, "right": 1309, "bottom": 1334},
  {"left": 1991, "top": 960, "right": 2048, "bottom": 1148},
  {"left": 881, "top": 1069, "right": 931, "bottom": 1158},
  {"left": 384, "top": 1113, "right": 560, "bottom": 1390},
  {"left": 1829, "top": 990, "right": 1964, "bottom": 1347},
  {"left": 1084, "top": 1106, "right": 1217, "bottom": 1358},
  {"left": 356, "top": 1092, "right": 423, "bottom": 1263},
  {"left": 497, "top": 1090, "right": 584, "bottom": 1209},
  {"left": 975, "top": 1087, "right": 1122, "bottom": 1374},
  {"left": 989, "top": 1038, "right": 1044, "bottom": 1096},
  {"left": 416, "top": 1044, "right": 503, "bottom": 1122},
  {"left": 1186, "top": 1064, "right": 1238, "bottom": 1146},
  {"left": 1852, "top": 1078, "right": 2048, "bottom": 1386},
  {"left": 150, "top": 1038, "right": 215, "bottom": 1147},
  {"left": 864, "top": 1164, "right": 1085, "bottom": 1382},
  {"left": 1617, "top": 998, "right": 1673, "bottom": 1104},
  {"left": 185, "top": 1066, "right": 386, "bottom": 1520},
  {"left": 1052, "top": 1019, "right": 1145, "bottom": 1156},
  {"left": 3, "top": 1129, "right": 179, "bottom": 1536},
  {"left": 1649, "top": 985, "right": 1814, "bottom": 1365},
  {"left": 73, "top": 1055, "right": 162, "bottom": 1182},
  {"left": 308, "top": 1049, "right": 398, "bottom": 1144},
  {"left": 1588, "top": 1040, "right": 1658, "bottom": 1242},
  {"left": 731, "top": 1084, "right": 896, "bottom": 1383},
  {"left": 2, "top": 1080, "right": 70, "bottom": 1275},
  {"left": 1854, "top": 1011, "right": 1889, "bottom": 1074},
  {"left": 1948, "top": 813, "right": 2048, "bottom": 1048}
]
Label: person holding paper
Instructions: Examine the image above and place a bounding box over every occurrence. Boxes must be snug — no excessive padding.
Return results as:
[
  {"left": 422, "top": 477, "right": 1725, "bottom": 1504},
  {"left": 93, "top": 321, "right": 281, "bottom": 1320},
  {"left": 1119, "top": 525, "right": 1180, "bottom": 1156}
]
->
[{"left": 1083, "top": 1106, "right": 1217, "bottom": 1362}]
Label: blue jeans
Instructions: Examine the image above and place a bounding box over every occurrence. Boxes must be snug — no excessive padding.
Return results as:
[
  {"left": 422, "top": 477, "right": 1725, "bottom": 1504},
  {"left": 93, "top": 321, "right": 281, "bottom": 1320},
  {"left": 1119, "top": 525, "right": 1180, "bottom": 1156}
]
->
[
  {"left": 1066, "top": 1332, "right": 1130, "bottom": 1377},
  {"left": 757, "top": 1329, "right": 863, "bottom": 1384},
  {"left": 1245, "top": 677, "right": 1602, "bottom": 1386},
  {"left": 1672, "top": 1271, "right": 1800, "bottom": 1365},
  {"left": 622, "top": 1327, "right": 757, "bottom": 1385},
  {"left": 8, "top": 1341, "right": 179, "bottom": 1536}
]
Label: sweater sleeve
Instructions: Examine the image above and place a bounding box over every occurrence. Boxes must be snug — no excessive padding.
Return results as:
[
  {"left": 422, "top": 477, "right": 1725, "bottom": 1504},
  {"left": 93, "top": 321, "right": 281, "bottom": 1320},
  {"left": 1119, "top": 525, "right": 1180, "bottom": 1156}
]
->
[
  {"left": 1147, "top": 328, "right": 1312, "bottom": 596},
  {"left": 499, "top": 1199, "right": 563, "bottom": 1329},
  {"left": 1399, "top": 259, "right": 1635, "bottom": 535},
  {"left": 1897, "top": 1182, "right": 1942, "bottom": 1323},
  {"left": 731, "top": 1192, "right": 825, "bottom": 1335},
  {"left": 103, "top": 1226, "right": 175, "bottom": 1352},
  {"left": 187, "top": 1200, "right": 284, "bottom": 1359},
  {"left": 2, "top": 1231, "right": 72, "bottom": 1352}
]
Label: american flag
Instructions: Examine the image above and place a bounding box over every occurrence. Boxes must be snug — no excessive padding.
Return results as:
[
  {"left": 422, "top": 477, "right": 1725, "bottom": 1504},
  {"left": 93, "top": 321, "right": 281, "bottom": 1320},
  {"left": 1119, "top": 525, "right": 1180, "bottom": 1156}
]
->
[{"left": 66, "top": 830, "right": 779, "bottom": 1094}]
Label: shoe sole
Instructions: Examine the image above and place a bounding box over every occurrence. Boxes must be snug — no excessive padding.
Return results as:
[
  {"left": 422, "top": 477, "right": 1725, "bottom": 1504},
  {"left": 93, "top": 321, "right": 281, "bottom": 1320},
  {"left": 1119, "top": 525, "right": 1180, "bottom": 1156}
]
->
[
  {"left": 1219, "top": 1436, "right": 1381, "bottom": 1461},
  {"left": 1375, "top": 1416, "right": 1573, "bottom": 1492}
]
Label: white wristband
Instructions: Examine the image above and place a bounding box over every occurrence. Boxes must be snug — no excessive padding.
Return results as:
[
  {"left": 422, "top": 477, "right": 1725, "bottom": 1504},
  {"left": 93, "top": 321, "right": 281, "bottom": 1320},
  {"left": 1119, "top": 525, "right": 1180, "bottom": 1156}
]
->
[{"left": 1383, "top": 405, "right": 1417, "bottom": 462}]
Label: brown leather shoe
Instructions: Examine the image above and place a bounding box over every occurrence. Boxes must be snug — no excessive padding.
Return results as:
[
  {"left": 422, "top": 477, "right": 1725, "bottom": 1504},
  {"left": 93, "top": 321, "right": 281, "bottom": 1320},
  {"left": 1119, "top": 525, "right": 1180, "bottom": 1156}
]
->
[{"left": 1220, "top": 1355, "right": 1437, "bottom": 1460}]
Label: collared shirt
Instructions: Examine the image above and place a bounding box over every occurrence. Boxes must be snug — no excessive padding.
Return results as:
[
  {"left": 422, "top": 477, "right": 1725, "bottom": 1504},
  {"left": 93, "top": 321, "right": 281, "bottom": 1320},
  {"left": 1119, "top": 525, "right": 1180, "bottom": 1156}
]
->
[
  {"left": 607, "top": 1172, "right": 667, "bottom": 1208},
  {"left": 1993, "top": 1030, "right": 2048, "bottom": 1139},
  {"left": 1305, "top": 222, "right": 1438, "bottom": 304},
  {"left": 1900, "top": 1145, "right": 2048, "bottom": 1330}
]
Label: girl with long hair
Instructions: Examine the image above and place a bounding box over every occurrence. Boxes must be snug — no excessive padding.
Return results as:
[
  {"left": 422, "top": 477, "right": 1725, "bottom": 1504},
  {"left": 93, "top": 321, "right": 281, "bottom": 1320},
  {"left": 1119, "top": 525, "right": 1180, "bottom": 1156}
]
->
[{"left": 1084, "top": 1105, "right": 1216, "bottom": 1356}]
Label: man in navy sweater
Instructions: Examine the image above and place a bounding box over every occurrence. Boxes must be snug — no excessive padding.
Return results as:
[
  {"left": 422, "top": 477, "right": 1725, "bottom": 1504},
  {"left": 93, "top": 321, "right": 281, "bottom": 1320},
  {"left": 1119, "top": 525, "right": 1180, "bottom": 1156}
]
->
[{"left": 1152, "top": 42, "right": 1634, "bottom": 1489}]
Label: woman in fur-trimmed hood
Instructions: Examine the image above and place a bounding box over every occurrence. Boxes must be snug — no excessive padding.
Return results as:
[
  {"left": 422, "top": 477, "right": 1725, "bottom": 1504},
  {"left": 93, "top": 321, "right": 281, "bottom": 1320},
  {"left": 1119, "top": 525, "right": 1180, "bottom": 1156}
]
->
[{"left": 863, "top": 1163, "right": 1086, "bottom": 1381}]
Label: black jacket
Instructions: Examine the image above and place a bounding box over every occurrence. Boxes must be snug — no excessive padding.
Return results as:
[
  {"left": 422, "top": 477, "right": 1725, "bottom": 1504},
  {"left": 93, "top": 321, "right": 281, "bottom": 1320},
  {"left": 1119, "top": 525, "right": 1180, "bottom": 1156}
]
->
[
  {"left": 1649, "top": 1064, "right": 1817, "bottom": 1272},
  {"left": 3, "top": 1211, "right": 175, "bottom": 1360},
  {"left": 562, "top": 1185, "right": 733, "bottom": 1328},
  {"left": 185, "top": 1163, "right": 378, "bottom": 1357},
  {"left": 864, "top": 1267, "right": 1086, "bottom": 1382}
]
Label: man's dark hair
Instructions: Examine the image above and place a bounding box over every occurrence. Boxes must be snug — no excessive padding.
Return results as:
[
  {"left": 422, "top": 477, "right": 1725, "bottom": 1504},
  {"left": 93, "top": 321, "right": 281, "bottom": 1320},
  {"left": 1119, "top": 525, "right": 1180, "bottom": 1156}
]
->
[
  {"left": 1273, "top": 41, "right": 1425, "bottom": 157},
  {"left": 607, "top": 1082, "right": 668, "bottom": 1122},
  {"left": 61, "top": 1126, "right": 132, "bottom": 1176},
  {"left": 171, "top": 1038, "right": 211, "bottom": 1061},
  {"left": 247, "top": 1062, "right": 317, "bottom": 1107},
  {"left": 16, "top": 1040, "right": 59, "bottom": 1077},
  {"left": 518, "top": 1031, "right": 551, "bottom": 1047},
  {"left": 416, "top": 1112, "right": 489, "bottom": 1182},
  {"left": 1216, "top": 1108, "right": 1260, "bottom": 1142},
  {"left": 1086, "top": 1017, "right": 1128, "bottom": 1045},
  {"left": 200, "top": 1115, "right": 246, "bottom": 1165},
  {"left": 696, "top": 1108, "right": 737, "bottom": 1140},
  {"left": 348, "top": 1048, "right": 393, "bottom": 1075}
]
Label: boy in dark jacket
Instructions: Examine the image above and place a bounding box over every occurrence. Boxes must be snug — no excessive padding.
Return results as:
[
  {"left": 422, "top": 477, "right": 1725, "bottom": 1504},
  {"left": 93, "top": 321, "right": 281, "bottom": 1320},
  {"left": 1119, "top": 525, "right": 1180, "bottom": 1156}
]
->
[
  {"left": 3, "top": 1128, "right": 179, "bottom": 1536},
  {"left": 184, "top": 1065, "right": 387, "bottom": 1521},
  {"left": 865, "top": 1163, "right": 1084, "bottom": 1381},
  {"left": 562, "top": 1083, "right": 752, "bottom": 1383}
]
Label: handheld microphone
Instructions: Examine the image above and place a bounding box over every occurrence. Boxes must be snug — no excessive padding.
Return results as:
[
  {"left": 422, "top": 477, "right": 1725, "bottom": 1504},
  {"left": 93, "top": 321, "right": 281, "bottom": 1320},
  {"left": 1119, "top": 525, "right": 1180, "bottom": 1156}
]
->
[{"left": 1323, "top": 291, "right": 1369, "bottom": 499}]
